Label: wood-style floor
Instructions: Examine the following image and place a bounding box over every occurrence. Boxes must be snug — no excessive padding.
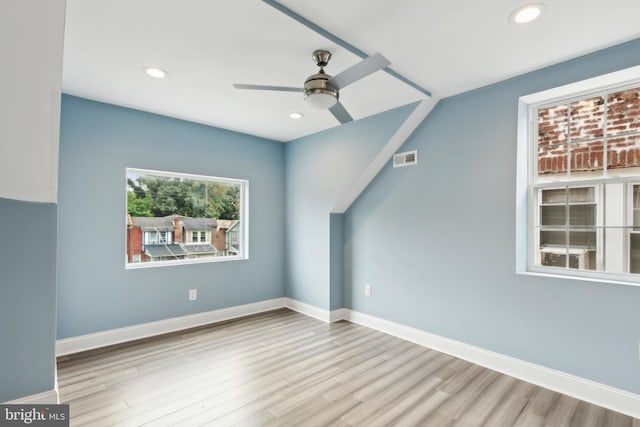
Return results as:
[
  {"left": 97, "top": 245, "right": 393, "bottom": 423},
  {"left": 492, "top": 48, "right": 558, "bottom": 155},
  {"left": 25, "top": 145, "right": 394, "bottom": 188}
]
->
[{"left": 57, "top": 309, "right": 639, "bottom": 426}]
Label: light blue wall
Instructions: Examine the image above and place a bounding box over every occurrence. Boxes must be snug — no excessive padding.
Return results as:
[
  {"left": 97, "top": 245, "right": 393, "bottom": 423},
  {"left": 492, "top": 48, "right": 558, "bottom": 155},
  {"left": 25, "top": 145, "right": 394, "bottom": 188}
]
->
[
  {"left": 57, "top": 96, "right": 285, "bottom": 339},
  {"left": 344, "top": 39, "right": 640, "bottom": 394},
  {"left": 0, "top": 198, "right": 57, "bottom": 402},
  {"left": 285, "top": 104, "right": 418, "bottom": 309},
  {"left": 330, "top": 213, "right": 345, "bottom": 310}
]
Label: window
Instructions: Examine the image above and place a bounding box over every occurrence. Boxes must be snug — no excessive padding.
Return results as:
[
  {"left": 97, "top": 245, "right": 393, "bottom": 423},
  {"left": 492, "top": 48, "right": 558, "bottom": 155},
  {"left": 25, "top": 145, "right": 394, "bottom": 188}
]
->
[
  {"left": 126, "top": 168, "right": 248, "bottom": 268},
  {"left": 517, "top": 66, "right": 640, "bottom": 285}
]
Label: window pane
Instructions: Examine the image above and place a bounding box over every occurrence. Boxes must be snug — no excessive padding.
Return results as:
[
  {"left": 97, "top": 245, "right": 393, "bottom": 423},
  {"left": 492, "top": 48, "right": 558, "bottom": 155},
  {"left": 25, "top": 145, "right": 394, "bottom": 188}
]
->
[
  {"left": 541, "top": 205, "right": 566, "bottom": 226},
  {"left": 607, "top": 134, "right": 640, "bottom": 173},
  {"left": 570, "top": 96, "right": 605, "bottom": 142},
  {"left": 607, "top": 87, "right": 640, "bottom": 137},
  {"left": 538, "top": 144, "right": 568, "bottom": 180},
  {"left": 568, "top": 186, "right": 594, "bottom": 203},
  {"left": 540, "top": 251, "right": 567, "bottom": 268},
  {"left": 568, "top": 204, "right": 595, "bottom": 226},
  {"left": 541, "top": 188, "right": 567, "bottom": 204},
  {"left": 569, "top": 250, "right": 596, "bottom": 270},
  {"left": 569, "top": 140, "right": 604, "bottom": 177},
  {"left": 537, "top": 105, "right": 569, "bottom": 182},
  {"left": 538, "top": 105, "right": 568, "bottom": 146},
  {"left": 631, "top": 233, "right": 640, "bottom": 274},
  {"left": 569, "top": 230, "right": 596, "bottom": 249},
  {"left": 540, "top": 230, "right": 566, "bottom": 246}
]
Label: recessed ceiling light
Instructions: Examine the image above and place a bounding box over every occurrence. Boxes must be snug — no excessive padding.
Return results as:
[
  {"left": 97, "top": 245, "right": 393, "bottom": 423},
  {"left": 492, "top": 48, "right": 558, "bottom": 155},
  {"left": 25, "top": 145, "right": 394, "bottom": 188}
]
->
[
  {"left": 509, "top": 3, "right": 545, "bottom": 24},
  {"left": 289, "top": 112, "right": 304, "bottom": 119},
  {"left": 143, "top": 66, "right": 169, "bottom": 79}
]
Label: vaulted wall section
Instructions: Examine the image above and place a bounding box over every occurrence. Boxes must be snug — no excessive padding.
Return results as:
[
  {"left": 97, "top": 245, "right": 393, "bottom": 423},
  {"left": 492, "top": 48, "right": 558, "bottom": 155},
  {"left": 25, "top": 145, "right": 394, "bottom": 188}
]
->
[
  {"left": 284, "top": 103, "right": 419, "bottom": 310},
  {"left": 344, "top": 38, "right": 640, "bottom": 395}
]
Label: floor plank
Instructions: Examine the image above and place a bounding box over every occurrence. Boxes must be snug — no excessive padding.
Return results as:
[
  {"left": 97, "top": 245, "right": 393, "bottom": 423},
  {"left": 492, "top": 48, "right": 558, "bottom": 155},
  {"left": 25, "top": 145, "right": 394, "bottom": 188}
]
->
[{"left": 57, "top": 308, "right": 639, "bottom": 426}]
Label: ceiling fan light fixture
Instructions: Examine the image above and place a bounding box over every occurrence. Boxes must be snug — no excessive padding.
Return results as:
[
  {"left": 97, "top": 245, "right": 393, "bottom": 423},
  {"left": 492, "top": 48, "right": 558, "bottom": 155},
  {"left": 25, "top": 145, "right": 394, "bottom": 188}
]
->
[{"left": 305, "top": 90, "right": 338, "bottom": 109}]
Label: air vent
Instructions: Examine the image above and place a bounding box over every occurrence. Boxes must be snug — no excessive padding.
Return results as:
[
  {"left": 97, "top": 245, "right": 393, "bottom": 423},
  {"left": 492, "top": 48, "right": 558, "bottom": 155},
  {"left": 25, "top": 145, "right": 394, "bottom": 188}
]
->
[{"left": 393, "top": 150, "right": 418, "bottom": 168}]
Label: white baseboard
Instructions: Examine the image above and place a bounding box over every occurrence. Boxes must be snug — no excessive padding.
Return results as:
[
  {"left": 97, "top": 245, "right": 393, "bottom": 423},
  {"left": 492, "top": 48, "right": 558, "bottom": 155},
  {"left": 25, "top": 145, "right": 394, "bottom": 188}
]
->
[
  {"left": 6, "top": 389, "right": 59, "bottom": 405},
  {"left": 330, "top": 308, "right": 349, "bottom": 323},
  {"left": 54, "top": 296, "right": 640, "bottom": 419},
  {"left": 284, "top": 298, "right": 331, "bottom": 322},
  {"left": 56, "top": 298, "right": 287, "bottom": 356},
  {"left": 283, "top": 298, "right": 348, "bottom": 323},
  {"left": 342, "top": 309, "right": 640, "bottom": 419}
]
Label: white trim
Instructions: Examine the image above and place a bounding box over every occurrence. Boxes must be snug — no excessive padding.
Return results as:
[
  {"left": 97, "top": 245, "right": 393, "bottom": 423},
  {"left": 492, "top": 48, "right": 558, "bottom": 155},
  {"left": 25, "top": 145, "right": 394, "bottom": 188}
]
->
[
  {"left": 284, "top": 298, "right": 331, "bottom": 323},
  {"left": 56, "top": 298, "right": 286, "bottom": 356},
  {"left": 343, "top": 308, "right": 640, "bottom": 419},
  {"left": 283, "top": 298, "right": 347, "bottom": 323},
  {"left": 5, "top": 389, "right": 59, "bottom": 405},
  {"left": 52, "top": 296, "right": 640, "bottom": 417},
  {"left": 330, "top": 308, "right": 349, "bottom": 323},
  {"left": 332, "top": 98, "right": 438, "bottom": 213},
  {"left": 520, "top": 64, "right": 640, "bottom": 105}
]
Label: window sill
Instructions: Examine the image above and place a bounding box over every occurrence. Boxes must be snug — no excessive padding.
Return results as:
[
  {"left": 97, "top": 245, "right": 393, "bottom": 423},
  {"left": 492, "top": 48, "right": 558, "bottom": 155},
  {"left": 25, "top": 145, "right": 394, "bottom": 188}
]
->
[
  {"left": 516, "top": 268, "right": 640, "bottom": 287},
  {"left": 126, "top": 255, "right": 248, "bottom": 270}
]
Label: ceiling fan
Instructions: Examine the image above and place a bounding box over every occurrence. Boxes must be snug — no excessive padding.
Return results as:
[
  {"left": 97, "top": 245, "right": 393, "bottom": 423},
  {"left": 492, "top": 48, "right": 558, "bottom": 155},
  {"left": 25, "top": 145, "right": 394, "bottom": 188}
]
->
[{"left": 234, "top": 49, "right": 390, "bottom": 124}]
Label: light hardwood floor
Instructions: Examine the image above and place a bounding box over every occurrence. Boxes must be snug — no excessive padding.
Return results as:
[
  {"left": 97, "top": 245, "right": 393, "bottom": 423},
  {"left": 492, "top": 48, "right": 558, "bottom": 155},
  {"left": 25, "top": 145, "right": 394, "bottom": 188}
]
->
[{"left": 57, "top": 309, "right": 639, "bottom": 426}]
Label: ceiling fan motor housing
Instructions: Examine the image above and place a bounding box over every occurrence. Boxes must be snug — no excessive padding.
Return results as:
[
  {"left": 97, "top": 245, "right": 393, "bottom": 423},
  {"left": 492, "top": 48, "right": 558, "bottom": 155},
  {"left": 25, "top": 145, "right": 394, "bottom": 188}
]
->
[
  {"left": 304, "top": 71, "right": 338, "bottom": 108},
  {"left": 304, "top": 49, "right": 339, "bottom": 109}
]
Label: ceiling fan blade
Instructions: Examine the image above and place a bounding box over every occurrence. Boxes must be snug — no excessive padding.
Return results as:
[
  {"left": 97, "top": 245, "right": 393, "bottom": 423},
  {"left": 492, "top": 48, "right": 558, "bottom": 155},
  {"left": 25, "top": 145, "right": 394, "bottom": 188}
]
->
[
  {"left": 233, "top": 84, "right": 304, "bottom": 93},
  {"left": 329, "top": 101, "right": 353, "bottom": 124},
  {"left": 329, "top": 53, "right": 390, "bottom": 90}
]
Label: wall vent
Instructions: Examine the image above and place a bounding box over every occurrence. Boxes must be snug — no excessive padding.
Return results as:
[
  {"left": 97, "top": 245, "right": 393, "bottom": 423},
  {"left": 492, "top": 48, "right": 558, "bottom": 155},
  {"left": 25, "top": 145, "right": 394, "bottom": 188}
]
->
[{"left": 393, "top": 150, "right": 418, "bottom": 168}]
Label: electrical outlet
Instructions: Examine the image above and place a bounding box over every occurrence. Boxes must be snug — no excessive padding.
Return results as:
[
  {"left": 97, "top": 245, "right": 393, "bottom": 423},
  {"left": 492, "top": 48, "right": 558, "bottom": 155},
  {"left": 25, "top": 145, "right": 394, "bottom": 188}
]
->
[
  {"left": 364, "top": 284, "right": 372, "bottom": 296},
  {"left": 189, "top": 289, "right": 197, "bottom": 301}
]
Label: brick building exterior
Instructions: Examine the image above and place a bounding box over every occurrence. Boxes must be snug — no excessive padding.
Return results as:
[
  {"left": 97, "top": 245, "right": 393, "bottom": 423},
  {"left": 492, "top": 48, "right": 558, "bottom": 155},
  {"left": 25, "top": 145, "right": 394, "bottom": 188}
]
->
[{"left": 537, "top": 87, "right": 640, "bottom": 175}]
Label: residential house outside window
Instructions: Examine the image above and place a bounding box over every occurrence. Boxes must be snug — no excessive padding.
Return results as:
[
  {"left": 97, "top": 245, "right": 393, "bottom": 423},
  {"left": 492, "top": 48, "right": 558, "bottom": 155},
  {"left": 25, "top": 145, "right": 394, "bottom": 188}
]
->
[
  {"left": 126, "top": 168, "right": 247, "bottom": 268},
  {"left": 517, "top": 66, "right": 640, "bottom": 285}
]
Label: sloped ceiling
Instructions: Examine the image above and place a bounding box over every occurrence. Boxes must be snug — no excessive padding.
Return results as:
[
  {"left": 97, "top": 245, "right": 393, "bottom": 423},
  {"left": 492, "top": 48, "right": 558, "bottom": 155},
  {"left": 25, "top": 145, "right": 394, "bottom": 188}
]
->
[{"left": 62, "top": 0, "right": 640, "bottom": 141}]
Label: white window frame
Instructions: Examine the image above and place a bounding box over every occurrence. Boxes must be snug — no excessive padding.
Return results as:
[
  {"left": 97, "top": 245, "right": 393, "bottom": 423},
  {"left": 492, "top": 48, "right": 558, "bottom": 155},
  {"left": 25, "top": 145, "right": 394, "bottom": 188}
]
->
[
  {"left": 534, "top": 184, "right": 600, "bottom": 271},
  {"left": 125, "top": 168, "right": 249, "bottom": 269},
  {"left": 516, "top": 65, "right": 640, "bottom": 286}
]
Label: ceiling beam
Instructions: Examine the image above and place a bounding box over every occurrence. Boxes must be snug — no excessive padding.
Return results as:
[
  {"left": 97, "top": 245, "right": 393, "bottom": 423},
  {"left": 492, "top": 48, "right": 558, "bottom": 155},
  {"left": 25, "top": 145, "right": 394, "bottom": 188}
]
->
[{"left": 262, "top": 0, "right": 432, "bottom": 98}]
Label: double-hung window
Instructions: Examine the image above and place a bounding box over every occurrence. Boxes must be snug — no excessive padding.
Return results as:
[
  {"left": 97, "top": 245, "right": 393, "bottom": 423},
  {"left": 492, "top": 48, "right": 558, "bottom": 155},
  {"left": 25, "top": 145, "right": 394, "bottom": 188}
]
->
[{"left": 517, "top": 66, "right": 640, "bottom": 285}]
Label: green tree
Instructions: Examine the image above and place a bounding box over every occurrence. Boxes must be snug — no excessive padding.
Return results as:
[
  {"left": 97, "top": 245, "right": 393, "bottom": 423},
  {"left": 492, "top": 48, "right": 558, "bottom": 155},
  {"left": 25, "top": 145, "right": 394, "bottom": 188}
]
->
[
  {"left": 129, "top": 174, "right": 241, "bottom": 219},
  {"left": 127, "top": 191, "right": 153, "bottom": 216}
]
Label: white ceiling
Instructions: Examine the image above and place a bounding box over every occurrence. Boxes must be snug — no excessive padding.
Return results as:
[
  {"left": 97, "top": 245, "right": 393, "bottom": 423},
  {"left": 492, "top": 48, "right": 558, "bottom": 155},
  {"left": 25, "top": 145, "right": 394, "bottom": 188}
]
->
[{"left": 62, "top": 0, "right": 640, "bottom": 142}]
